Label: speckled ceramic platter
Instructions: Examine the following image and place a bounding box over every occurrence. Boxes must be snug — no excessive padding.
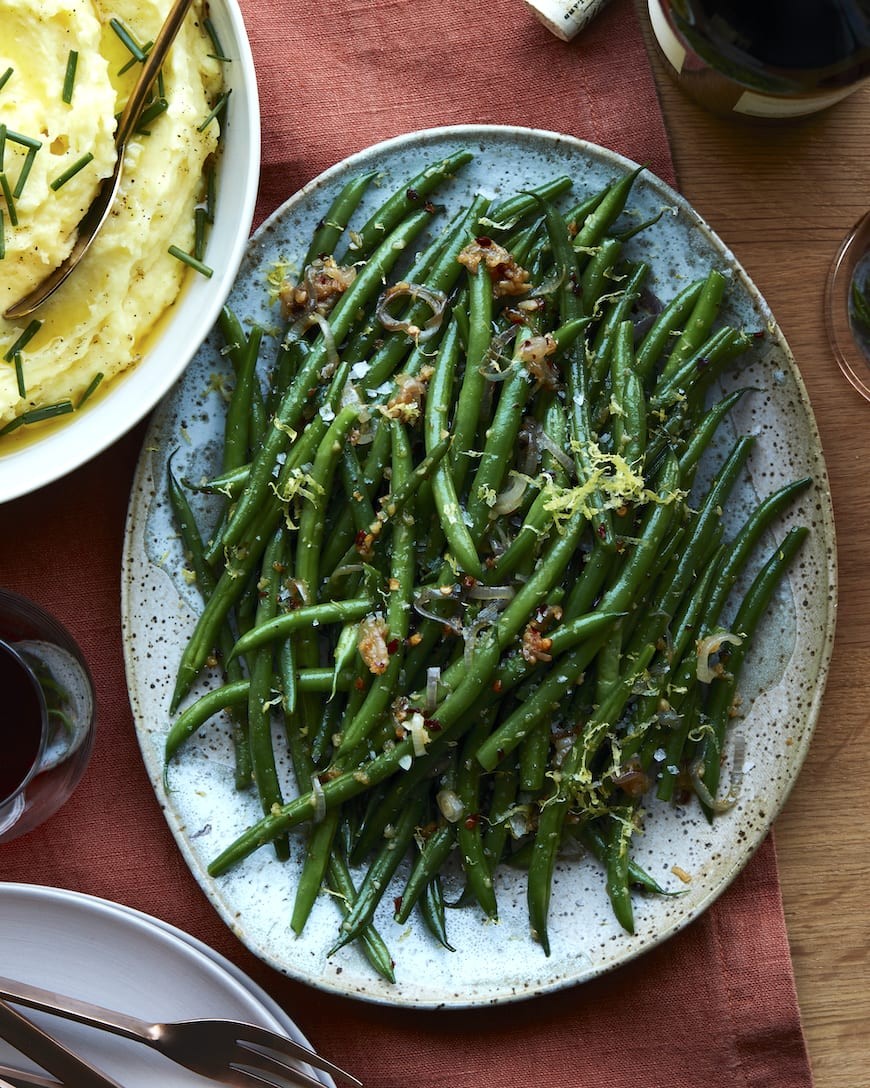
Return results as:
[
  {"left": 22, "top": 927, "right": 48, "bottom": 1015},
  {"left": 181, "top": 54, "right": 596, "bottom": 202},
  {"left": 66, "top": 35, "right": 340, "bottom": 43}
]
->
[{"left": 121, "top": 125, "right": 837, "bottom": 1008}]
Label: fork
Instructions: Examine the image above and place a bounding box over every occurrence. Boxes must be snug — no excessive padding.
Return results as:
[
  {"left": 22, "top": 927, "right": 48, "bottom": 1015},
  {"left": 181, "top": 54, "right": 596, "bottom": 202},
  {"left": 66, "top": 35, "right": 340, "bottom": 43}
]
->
[{"left": 0, "top": 977, "right": 361, "bottom": 1088}]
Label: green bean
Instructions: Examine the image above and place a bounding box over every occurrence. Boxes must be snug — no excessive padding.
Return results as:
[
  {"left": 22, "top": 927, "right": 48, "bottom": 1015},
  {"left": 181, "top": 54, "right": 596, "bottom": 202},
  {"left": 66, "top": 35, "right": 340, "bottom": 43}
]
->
[
  {"left": 336, "top": 422, "right": 416, "bottom": 755},
  {"left": 419, "top": 871, "right": 454, "bottom": 951},
  {"left": 338, "top": 446, "right": 379, "bottom": 534},
  {"left": 578, "top": 819, "right": 672, "bottom": 896},
  {"left": 223, "top": 324, "right": 264, "bottom": 469},
  {"left": 588, "top": 260, "right": 649, "bottom": 389},
  {"left": 425, "top": 320, "right": 484, "bottom": 575},
  {"left": 165, "top": 678, "right": 250, "bottom": 767},
  {"left": 635, "top": 277, "right": 705, "bottom": 383},
  {"left": 518, "top": 723, "right": 549, "bottom": 793},
  {"left": 247, "top": 529, "right": 290, "bottom": 860},
  {"left": 483, "top": 750, "right": 520, "bottom": 866},
  {"left": 604, "top": 808, "right": 636, "bottom": 934},
  {"left": 573, "top": 165, "right": 643, "bottom": 252},
  {"left": 228, "top": 598, "right": 373, "bottom": 662},
  {"left": 695, "top": 525, "right": 809, "bottom": 813},
  {"left": 456, "top": 716, "right": 499, "bottom": 919},
  {"left": 326, "top": 843, "right": 396, "bottom": 982},
  {"left": 659, "top": 268, "right": 727, "bottom": 381},
  {"left": 291, "top": 808, "right": 340, "bottom": 935},
  {"left": 394, "top": 821, "right": 455, "bottom": 926},
  {"left": 485, "top": 399, "right": 570, "bottom": 583},
  {"left": 341, "top": 150, "right": 473, "bottom": 260},
  {"left": 449, "top": 264, "right": 493, "bottom": 494},
  {"left": 578, "top": 236, "right": 623, "bottom": 321},
  {"left": 526, "top": 792, "right": 566, "bottom": 956},
  {"left": 304, "top": 169, "right": 378, "bottom": 267},
  {"left": 321, "top": 424, "right": 392, "bottom": 575},
  {"left": 653, "top": 326, "right": 754, "bottom": 407},
  {"left": 480, "top": 175, "right": 573, "bottom": 232},
  {"left": 329, "top": 793, "right": 426, "bottom": 953}
]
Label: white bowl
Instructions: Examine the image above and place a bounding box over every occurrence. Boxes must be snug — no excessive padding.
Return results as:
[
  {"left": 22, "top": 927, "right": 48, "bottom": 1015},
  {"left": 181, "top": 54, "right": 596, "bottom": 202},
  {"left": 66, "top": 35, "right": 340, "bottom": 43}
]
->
[{"left": 0, "top": 0, "right": 260, "bottom": 504}]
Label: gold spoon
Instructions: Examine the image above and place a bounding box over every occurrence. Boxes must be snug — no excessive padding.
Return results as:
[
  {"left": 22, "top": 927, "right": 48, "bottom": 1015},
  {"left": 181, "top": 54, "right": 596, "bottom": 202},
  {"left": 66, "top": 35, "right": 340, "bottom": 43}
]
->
[{"left": 4, "top": 0, "right": 195, "bottom": 321}]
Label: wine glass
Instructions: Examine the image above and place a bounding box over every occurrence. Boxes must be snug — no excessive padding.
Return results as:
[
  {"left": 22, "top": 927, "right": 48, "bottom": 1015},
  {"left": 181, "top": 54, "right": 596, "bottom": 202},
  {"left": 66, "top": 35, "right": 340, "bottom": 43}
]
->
[
  {"left": 0, "top": 590, "right": 96, "bottom": 843},
  {"left": 826, "top": 211, "right": 870, "bottom": 400}
]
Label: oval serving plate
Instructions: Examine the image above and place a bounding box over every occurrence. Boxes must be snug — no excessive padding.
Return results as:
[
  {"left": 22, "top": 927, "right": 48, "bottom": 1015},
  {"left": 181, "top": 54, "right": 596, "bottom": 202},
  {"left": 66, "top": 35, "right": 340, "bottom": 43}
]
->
[{"left": 121, "top": 124, "right": 837, "bottom": 1008}]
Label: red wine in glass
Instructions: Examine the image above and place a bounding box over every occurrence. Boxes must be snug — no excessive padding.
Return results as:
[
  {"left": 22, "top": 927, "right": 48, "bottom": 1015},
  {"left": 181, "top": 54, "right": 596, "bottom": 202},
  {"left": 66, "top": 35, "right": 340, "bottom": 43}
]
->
[
  {"left": 0, "top": 640, "right": 46, "bottom": 804},
  {"left": 0, "top": 591, "right": 96, "bottom": 842}
]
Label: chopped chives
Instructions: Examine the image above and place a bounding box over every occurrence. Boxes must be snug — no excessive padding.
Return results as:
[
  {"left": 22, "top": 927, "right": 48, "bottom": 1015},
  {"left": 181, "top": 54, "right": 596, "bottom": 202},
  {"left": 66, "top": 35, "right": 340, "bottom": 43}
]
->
[
  {"left": 0, "top": 209, "right": 5, "bottom": 260},
  {"left": 205, "top": 160, "right": 216, "bottom": 223},
  {"left": 197, "top": 89, "right": 230, "bottom": 132},
  {"left": 0, "top": 400, "right": 75, "bottom": 435},
  {"left": 119, "top": 39, "right": 154, "bottom": 77},
  {"left": 4, "top": 319, "right": 42, "bottom": 361},
  {"left": 136, "top": 96, "right": 169, "bottom": 132},
  {"left": 62, "top": 50, "right": 79, "bottom": 104},
  {"left": 13, "top": 353, "right": 25, "bottom": 398},
  {"left": 0, "top": 415, "right": 24, "bottom": 436},
  {"left": 50, "top": 151, "right": 94, "bottom": 191},
  {"left": 204, "top": 19, "right": 231, "bottom": 62},
  {"left": 168, "top": 244, "right": 213, "bottom": 278},
  {"left": 77, "top": 371, "right": 104, "bottom": 408},
  {"left": 0, "top": 173, "right": 17, "bottom": 227},
  {"left": 156, "top": 70, "right": 165, "bottom": 100},
  {"left": 13, "top": 145, "right": 39, "bottom": 200},
  {"left": 110, "top": 18, "right": 147, "bottom": 62},
  {"left": 194, "top": 205, "right": 207, "bottom": 260},
  {"left": 0, "top": 68, "right": 12, "bottom": 94},
  {"left": 0, "top": 123, "right": 6, "bottom": 172},
  {"left": 29, "top": 400, "right": 74, "bottom": 422},
  {"left": 6, "top": 129, "right": 42, "bottom": 152}
]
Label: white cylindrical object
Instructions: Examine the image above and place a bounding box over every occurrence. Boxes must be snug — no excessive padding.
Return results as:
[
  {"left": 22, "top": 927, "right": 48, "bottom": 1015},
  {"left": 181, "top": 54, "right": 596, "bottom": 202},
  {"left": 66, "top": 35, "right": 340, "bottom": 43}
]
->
[{"left": 524, "top": 0, "right": 612, "bottom": 41}]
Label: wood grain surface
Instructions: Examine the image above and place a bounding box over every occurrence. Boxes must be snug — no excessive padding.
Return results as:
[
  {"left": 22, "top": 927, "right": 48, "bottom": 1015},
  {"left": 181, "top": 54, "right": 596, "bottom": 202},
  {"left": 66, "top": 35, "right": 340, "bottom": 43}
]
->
[{"left": 634, "top": 6, "right": 870, "bottom": 1084}]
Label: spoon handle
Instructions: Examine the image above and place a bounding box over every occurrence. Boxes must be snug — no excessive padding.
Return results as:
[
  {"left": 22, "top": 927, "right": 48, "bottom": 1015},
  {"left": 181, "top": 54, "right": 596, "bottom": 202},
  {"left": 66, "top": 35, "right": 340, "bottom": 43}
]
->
[{"left": 116, "top": 0, "right": 197, "bottom": 151}]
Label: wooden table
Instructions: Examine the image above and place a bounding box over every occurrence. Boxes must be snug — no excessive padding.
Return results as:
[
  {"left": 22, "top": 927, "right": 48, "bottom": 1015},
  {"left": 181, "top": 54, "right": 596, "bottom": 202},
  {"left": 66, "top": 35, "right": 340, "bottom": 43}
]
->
[{"left": 634, "top": 8, "right": 870, "bottom": 1084}]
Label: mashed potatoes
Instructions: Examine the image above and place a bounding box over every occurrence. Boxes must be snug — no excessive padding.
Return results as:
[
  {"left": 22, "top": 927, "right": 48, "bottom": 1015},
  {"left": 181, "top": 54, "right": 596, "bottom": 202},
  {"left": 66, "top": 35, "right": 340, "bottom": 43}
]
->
[{"left": 0, "top": 0, "right": 222, "bottom": 433}]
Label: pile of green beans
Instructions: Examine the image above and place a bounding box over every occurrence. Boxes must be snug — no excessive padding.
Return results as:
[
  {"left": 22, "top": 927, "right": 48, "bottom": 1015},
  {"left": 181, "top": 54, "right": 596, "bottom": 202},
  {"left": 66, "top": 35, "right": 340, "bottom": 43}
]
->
[{"left": 164, "top": 152, "right": 811, "bottom": 977}]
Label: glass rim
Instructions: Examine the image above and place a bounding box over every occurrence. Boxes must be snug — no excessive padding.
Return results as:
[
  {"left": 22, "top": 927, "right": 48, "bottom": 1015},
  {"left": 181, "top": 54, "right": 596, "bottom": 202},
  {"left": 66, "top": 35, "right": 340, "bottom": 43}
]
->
[{"left": 0, "top": 635, "right": 50, "bottom": 807}]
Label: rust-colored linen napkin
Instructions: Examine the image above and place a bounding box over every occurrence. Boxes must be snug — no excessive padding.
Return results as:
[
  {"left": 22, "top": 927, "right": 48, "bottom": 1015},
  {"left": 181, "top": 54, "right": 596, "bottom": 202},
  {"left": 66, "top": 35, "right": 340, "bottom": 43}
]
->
[{"left": 0, "top": 0, "right": 814, "bottom": 1085}]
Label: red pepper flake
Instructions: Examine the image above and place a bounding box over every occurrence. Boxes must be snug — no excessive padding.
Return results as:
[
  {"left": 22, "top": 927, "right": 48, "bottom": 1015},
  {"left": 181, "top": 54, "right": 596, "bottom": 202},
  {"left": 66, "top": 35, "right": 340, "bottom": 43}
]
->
[
  {"left": 491, "top": 678, "right": 503, "bottom": 693},
  {"left": 597, "top": 523, "right": 608, "bottom": 539},
  {"left": 464, "top": 813, "right": 480, "bottom": 830},
  {"left": 406, "top": 187, "right": 419, "bottom": 201},
  {"left": 475, "top": 235, "right": 493, "bottom": 247},
  {"left": 386, "top": 638, "right": 400, "bottom": 655},
  {"left": 423, "top": 717, "right": 441, "bottom": 732},
  {"left": 355, "top": 529, "right": 367, "bottom": 547},
  {"left": 393, "top": 895, "right": 403, "bottom": 913},
  {"left": 354, "top": 677, "right": 366, "bottom": 691}
]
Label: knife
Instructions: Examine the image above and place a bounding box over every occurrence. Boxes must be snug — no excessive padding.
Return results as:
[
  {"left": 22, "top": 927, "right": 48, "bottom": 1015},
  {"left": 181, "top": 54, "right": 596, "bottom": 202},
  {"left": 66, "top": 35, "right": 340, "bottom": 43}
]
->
[
  {"left": 0, "top": 1063, "right": 60, "bottom": 1088},
  {"left": 0, "top": 999, "right": 122, "bottom": 1088}
]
